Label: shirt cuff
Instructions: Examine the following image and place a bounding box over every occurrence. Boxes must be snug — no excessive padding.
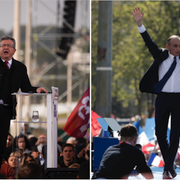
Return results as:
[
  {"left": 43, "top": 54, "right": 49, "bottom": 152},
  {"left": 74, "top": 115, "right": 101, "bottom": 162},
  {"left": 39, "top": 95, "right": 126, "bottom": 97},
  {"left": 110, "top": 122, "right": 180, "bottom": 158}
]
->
[{"left": 138, "top": 24, "right": 146, "bottom": 33}]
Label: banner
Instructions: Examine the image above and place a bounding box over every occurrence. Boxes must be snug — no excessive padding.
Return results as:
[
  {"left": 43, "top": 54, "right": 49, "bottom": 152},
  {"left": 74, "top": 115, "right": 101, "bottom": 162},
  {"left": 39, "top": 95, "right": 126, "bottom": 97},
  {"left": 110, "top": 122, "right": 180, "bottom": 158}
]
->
[
  {"left": 63, "top": 87, "right": 90, "bottom": 138},
  {"left": 91, "top": 110, "right": 102, "bottom": 137}
]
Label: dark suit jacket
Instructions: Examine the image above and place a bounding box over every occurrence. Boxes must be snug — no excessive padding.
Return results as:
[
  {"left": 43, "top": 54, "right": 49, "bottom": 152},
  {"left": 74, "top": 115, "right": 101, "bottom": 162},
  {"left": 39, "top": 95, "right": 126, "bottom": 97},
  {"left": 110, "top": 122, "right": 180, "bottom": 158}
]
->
[
  {"left": 0, "top": 58, "right": 38, "bottom": 119},
  {"left": 139, "top": 30, "right": 169, "bottom": 94}
]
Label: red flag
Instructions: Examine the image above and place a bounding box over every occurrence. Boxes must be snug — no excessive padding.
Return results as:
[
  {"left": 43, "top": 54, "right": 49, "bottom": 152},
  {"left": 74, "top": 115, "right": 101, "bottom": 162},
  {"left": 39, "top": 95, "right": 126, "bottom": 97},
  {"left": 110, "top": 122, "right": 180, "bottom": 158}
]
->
[
  {"left": 62, "top": 87, "right": 90, "bottom": 138},
  {"left": 91, "top": 110, "right": 102, "bottom": 137}
]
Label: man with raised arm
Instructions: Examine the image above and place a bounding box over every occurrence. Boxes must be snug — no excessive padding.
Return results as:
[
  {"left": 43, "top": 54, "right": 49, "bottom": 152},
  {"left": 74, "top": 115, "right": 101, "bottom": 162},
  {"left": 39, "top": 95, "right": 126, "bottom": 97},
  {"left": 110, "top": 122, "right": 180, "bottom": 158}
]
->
[{"left": 132, "top": 7, "right": 180, "bottom": 179}]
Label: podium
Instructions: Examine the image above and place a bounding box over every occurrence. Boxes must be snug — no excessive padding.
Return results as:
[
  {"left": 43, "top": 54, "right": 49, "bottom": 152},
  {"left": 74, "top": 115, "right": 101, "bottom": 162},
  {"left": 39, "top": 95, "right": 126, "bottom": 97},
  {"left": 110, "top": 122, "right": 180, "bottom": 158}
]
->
[{"left": 12, "top": 87, "right": 59, "bottom": 168}]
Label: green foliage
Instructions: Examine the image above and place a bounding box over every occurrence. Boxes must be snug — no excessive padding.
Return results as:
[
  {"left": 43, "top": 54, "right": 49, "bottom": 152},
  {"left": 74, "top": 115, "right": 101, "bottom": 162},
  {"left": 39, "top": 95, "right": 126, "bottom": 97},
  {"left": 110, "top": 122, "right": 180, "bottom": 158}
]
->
[
  {"left": 92, "top": 1, "right": 180, "bottom": 118},
  {"left": 91, "top": 1, "right": 99, "bottom": 108}
]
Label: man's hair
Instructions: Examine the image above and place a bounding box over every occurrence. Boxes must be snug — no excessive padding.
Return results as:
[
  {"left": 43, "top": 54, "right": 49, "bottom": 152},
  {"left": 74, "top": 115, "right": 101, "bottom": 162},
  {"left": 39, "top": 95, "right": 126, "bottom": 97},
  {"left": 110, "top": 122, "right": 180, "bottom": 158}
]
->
[
  {"left": 120, "top": 124, "right": 138, "bottom": 140},
  {"left": 166, "top": 35, "right": 180, "bottom": 46},
  {"left": 62, "top": 143, "right": 74, "bottom": 152},
  {"left": 0, "top": 35, "right": 16, "bottom": 49}
]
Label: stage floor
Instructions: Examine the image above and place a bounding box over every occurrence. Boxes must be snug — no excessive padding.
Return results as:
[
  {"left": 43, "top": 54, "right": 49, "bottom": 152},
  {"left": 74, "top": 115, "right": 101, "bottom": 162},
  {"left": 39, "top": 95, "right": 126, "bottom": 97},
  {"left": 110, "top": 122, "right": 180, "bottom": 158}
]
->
[{"left": 128, "top": 167, "right": 180, "bottom": 179}]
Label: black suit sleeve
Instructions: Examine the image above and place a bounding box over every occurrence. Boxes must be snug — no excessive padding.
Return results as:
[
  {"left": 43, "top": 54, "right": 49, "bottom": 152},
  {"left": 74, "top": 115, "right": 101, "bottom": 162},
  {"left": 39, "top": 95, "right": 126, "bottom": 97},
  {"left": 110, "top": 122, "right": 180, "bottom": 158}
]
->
[
  {"left": 20, "top": 65, "right": 37, "bottom": 92},
  {"left": 139, "top": 30, "right": 169, "bottom": 94},
  {"left": 11, "top": 60, "right": 38, "bottom": 93},
  {"left": 141, "top": 30, "right": 162, "bottom": 59}
]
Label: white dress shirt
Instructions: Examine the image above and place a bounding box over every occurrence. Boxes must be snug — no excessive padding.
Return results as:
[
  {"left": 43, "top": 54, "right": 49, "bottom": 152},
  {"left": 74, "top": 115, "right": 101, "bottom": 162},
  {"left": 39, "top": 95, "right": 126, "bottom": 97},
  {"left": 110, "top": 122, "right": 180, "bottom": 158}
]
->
[
  {"left": 138, "top": 25, "right": 180, "bottom": 93},
  {"left": 1, "top": 59, "right": 12, "bottom": 69}
]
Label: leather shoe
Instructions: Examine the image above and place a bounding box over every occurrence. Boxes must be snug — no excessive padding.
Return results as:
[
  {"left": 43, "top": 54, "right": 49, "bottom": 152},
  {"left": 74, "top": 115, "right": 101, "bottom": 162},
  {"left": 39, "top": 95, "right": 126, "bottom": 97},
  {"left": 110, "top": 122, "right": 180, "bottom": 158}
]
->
[
  {"left": 169, "top": 169, "right": 177, "bottom": 178},
  {"left": 163, "top": 170, "right": 172, "bottom": 179}
]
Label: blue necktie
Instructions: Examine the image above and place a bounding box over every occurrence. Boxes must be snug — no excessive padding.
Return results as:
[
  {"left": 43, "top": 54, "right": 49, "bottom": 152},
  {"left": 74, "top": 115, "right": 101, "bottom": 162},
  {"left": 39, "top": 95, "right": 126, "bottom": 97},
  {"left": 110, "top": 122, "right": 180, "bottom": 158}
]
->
[{"left": 154, "top": 56, "right": 177, "bottom": 93}]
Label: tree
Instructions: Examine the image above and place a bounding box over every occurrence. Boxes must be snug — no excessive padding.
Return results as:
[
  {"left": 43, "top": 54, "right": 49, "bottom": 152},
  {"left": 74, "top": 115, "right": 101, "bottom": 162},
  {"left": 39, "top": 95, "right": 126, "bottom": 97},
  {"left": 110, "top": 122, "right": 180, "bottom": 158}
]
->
[{"left": 92, "top": 1, "right": 180, "bottom": 118}]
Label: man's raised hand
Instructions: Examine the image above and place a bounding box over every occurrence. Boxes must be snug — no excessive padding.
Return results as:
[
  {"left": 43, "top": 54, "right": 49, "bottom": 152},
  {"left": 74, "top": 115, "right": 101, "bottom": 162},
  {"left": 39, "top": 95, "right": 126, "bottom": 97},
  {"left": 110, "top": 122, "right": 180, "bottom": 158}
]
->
[{"left": 131, "top": 7, "right": 144, "bottom": 27}]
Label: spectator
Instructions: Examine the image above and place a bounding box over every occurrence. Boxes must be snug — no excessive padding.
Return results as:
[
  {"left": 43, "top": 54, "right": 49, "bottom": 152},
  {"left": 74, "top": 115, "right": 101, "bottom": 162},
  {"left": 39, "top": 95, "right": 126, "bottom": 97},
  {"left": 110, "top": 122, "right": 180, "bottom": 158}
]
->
[
  {"left": 66, "top": 137, "right": 76, "bottom": 146},
  {"left": 20, "top": 153, "right": 36, "bottom": 168},
  {"left": 31, "top": 145, "right": 40, "bottom": 164},
  {"left": 76, "top": 140, "right": 90, "bottom": 164},
  {"left": 75, "top": 137, "right": 87, "bottom": 146},
  {"left": 37, "top": 143, "right": 45, "bottom": 167},
  {"left": 58, "top": 137, "right": 65, "bottom": 148},
  {"left": 0, "top": 159, "right": 15, "bottom": 179},
  {"left": 95, "top": 124, "right": 153, "bottom": 179},
  {"left": 17, "top": 134, "right": 31, "bottom": 154},
  {"left": 40, "top": 144, "right": 49, "bottom": 178},
  {"left": 7, "top": 152, "right": 20, "bottom": 175},
  {"left": 28, "top": 136, "right": 38, "bottom": 150},
  {"left": 23, "top": 124, "right": 31, "bottom": 136},
  {"left": 58, "top": 143, "right": 78, "bottom": 168},
  {"left": 36, "top": 134, "right": 47, "bottom": 146},
  {"left": 6, "top": 133, "right": 14, "bottom": 148},
  {"left": 17, "top": 163, "right": 42, "bottom": 179}
]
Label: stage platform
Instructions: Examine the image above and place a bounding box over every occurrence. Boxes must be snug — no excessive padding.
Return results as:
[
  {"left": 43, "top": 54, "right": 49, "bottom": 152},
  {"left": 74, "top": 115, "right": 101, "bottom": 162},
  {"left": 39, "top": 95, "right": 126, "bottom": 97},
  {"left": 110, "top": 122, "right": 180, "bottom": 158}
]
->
[{"left": 128, "top": 167, "right": 180, "bottom": 179}]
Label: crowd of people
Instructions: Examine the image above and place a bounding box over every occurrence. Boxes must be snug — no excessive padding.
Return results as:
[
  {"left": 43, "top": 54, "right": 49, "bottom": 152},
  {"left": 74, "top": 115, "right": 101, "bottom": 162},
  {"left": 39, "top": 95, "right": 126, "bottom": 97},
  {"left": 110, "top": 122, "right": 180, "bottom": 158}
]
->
[{"left": 0, "top": 128, "right": 90, "bottom": 179}]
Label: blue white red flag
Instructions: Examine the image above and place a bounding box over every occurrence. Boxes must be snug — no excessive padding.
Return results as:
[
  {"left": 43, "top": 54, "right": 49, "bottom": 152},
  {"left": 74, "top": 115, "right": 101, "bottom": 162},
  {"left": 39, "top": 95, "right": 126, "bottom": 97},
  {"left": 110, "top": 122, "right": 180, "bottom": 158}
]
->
[
  {"left": 133, "top": 120, "right": 155, "bottom": 154},
  {"left": 147, "top": 153, "right": 164, "bottom": 167}
]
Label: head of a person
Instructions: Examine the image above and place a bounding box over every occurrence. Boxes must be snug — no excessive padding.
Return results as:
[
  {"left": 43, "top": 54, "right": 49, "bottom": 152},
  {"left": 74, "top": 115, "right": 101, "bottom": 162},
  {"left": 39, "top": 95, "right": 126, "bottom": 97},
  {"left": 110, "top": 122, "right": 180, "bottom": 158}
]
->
[
  {"left": 120, "top": 124, "right": 138, "bottom": 146},
  {"left": 36, "top": 134, "right": 47, "bottom": 145},
  {"left": 62, "top": 143, "right": 75, "bottom": 163},
  {"left": 36, "top": 135, "right": 47, "bottom": 156},
  {"left": 66, "top": 137, "right": 76, "bottom": 146},
  {"left": 17, "top": 134, "right": 31, "bottom": 152},
  {"left": 20, "top": 153, "right": 36, "bottom": 167},
  {"left": 13, "top": 150, "right": 23, "bottom": 164},
  {"left": 17, "top": 163, "right": 42, "bottom": 179},
  {"left": 8, "top": 152, "right": 19, "bottom": 169},
  {"left": 166, "top": 35, "right": 180, "bottom": 57},
  {"left": 0, "top": 35, "right": 16, "bottom": 61},
  {"left": 28, "top": 136, "right": 38, "bottom": 150},
  {"left": 75, "top": 137, "right": 86, "bottom": 146},
  {"left": 6, "top": 133, "right": 13, "bottom": 147}
]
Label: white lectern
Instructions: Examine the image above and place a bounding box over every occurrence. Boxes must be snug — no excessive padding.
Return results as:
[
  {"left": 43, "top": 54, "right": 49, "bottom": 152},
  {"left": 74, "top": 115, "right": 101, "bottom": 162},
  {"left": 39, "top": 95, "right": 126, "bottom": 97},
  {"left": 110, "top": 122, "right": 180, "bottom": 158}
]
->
[{"left": 12, "top": 87, "right": 58, "bottom": 168}]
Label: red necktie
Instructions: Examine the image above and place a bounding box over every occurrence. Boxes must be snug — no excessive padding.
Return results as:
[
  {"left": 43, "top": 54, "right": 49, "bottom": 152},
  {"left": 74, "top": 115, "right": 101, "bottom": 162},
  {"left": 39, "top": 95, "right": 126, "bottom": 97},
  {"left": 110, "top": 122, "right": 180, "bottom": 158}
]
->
[{"left": 5, "top": 61, "right": 9, "bottom": 69}]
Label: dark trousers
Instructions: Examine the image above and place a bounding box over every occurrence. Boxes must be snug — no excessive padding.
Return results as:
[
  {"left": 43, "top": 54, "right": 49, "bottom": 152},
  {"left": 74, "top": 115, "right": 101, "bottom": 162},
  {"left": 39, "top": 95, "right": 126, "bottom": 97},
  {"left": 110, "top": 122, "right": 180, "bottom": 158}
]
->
[
  {"left": 0, "top": 107, "right": 11, "bottom": 167},
  {"left": 155, "top": 93, "right": 180, "bottom": 171}
]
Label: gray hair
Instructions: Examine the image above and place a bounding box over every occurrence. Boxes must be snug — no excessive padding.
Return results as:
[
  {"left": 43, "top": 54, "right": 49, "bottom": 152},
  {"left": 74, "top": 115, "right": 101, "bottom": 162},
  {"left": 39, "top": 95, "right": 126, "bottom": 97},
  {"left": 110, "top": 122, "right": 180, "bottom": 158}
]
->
[{"left": 0, "top": 35, "right": 16, "bottom": 49}]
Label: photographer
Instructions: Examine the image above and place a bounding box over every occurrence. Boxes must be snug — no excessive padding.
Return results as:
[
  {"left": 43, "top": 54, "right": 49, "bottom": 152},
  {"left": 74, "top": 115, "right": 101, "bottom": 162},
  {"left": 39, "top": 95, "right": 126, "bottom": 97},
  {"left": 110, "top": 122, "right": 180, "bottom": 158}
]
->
[{"left": 94, "top": 124, "right": 153, "bottom": 179}]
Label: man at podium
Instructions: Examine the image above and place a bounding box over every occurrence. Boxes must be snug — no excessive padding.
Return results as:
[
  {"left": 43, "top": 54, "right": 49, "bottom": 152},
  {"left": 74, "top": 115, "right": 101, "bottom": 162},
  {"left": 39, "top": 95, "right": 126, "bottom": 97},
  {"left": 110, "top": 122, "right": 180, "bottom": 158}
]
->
[{"left": 0, "top": 35, "right": 48, "bottom": 169}]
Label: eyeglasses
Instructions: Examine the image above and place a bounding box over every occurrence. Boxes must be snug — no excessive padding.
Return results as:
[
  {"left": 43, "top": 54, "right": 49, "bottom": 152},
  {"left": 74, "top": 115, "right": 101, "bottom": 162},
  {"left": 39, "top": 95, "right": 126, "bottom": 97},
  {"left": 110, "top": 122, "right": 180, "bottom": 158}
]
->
[{"left": 0, "top": 44, "right": 14, "bottom": 48}]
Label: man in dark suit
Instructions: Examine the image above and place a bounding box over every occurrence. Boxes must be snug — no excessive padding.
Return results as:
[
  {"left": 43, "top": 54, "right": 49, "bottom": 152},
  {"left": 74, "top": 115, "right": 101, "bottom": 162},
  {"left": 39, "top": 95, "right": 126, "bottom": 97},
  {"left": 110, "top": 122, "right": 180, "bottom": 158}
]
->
[
  {"left": 0, "top": 35, "right": 48, "bottom": 169},
  {"left": 95, "top": 124, "right": 153, "bottom": 179},
  {"left": 132, "top": 7, "right": 180, "bottom": 179}
]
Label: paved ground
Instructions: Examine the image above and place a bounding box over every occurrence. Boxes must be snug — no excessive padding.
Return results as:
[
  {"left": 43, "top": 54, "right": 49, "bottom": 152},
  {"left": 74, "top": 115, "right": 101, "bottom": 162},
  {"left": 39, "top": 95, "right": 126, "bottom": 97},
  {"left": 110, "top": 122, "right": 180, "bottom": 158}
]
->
[{"left": 128, "top": 167, "right": 180, "bottom": 179}]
